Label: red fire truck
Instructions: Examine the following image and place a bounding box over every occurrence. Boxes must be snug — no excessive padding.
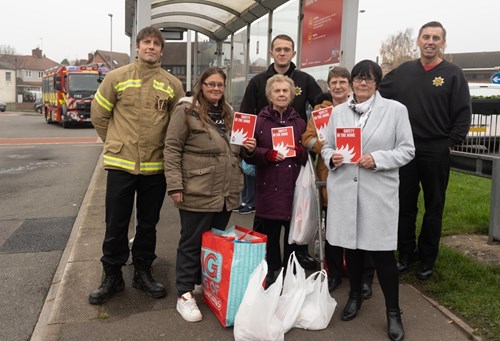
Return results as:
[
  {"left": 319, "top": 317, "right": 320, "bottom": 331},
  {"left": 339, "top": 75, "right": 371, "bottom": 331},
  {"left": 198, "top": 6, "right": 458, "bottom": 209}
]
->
[{"left": 41, "top": 65, "right": 108, "bottom": 128}]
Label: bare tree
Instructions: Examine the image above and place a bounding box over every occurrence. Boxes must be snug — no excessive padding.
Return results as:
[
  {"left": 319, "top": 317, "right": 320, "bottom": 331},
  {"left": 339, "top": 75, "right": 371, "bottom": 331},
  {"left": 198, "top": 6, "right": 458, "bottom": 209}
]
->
[
  {"left": 379, "top": 28, "right": 418, "bottom": 69},
  {"left": 0, "top": 44, "right": 17, "bottom": 55}
]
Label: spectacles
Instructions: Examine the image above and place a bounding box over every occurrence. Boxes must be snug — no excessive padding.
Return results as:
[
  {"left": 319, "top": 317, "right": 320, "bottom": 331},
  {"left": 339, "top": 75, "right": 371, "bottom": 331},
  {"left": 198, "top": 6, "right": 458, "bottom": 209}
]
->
[
  {"left": 203, "top": 82, "right": 225, "bottom": 89},
  {"left": 353, "top": 76, "right": 376, "bottom": 84}
]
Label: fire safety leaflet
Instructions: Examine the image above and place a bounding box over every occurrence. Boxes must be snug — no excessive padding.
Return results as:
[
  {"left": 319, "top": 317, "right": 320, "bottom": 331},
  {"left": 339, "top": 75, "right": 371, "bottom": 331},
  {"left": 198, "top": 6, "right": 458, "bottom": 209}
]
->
[
  {"left": 271, "top": 126, "right": 296, "bottom": 158},
  {"left": 335, "top": 127, "right": 362, "bottom": 163},
  {"left": 230, "top": 112, "right": 257, "bottom": 145},
  {"left": 311, "top": 105, "right": 333, "bottom": 141}
]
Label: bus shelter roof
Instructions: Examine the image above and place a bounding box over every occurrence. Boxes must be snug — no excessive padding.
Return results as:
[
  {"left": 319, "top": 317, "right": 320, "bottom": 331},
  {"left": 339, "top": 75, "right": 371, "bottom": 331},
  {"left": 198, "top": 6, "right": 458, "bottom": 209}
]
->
[{"left": 129, "top": 0, "right": 289, "bottom": 41}]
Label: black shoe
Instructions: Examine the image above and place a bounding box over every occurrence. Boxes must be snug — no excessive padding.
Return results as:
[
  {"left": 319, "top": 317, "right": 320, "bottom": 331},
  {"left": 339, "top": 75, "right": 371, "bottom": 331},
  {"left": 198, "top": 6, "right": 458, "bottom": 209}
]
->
[
  {"left": 362, "top": 282, "right": 372, "bottom": 299},
  {"left": 238, "top": 205, "right": 255, "bottom": 214},
  {"left": 89, "top": 272, "right": 125, "bottom": 305},
  {"left": 328, "top": 277, "right": 342, "bottom": 292},
  {"left": 132, "top": 261, "right": 166, "bottom": 298},
  {"left": 232, "top": 204, "right": 246, "bottom": 212},
  {"left": 397, "top": 248, "right": 418, "bottom": 273},
  {"left": 387, "top": 308, "right": 404, "bottom": 341},
  {"left": 397, "top": 259, "right": 410, "bottom": 273},
  {"left": 397, "top": 253, "right": 413, "bottom": 273},
  {"left": 265, "top": 270, "right": 277, "bottom": 289},
  {"left": 416, "top": 265, "right": 433, "bottom": 280},
  {"left": 295, "top": 251, "right": 317, "bottom": 270},
  {"left": 341, "top": 292, "right": 364, "bottom": 321}
]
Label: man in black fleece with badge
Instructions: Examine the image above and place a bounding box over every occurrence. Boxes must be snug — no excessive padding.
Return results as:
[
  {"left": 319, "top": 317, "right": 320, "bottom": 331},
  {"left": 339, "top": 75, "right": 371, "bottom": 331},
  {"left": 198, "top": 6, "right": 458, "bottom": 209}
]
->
[{"left": 379, "top": 21, "right": 471, "bottom": 280}]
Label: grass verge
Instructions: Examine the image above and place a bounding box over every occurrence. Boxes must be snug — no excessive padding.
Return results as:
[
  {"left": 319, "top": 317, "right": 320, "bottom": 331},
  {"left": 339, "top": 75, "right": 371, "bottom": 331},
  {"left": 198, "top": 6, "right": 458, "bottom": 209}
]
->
[
  {"left": 406, "top": 171, "right": 499, "bottom": 340},
  {"left": 402, "top": 246, "right": 500, "bottom": 340}
]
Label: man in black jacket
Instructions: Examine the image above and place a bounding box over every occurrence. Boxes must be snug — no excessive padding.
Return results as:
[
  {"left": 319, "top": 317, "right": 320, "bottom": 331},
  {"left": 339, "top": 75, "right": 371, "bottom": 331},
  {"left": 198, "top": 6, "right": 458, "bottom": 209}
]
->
[
  {"left": 239, "top": 34, "right": 323, "bottom": 271},
  {"left": 379, "top": 21, "right": 471, "bottom": 280}
]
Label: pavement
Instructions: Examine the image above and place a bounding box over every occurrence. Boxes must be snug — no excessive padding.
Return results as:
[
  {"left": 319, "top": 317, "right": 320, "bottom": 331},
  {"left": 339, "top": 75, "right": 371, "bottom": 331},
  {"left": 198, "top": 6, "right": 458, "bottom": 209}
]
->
[{"left": 30, "top": 156, "right": 481, "bottom": 341}]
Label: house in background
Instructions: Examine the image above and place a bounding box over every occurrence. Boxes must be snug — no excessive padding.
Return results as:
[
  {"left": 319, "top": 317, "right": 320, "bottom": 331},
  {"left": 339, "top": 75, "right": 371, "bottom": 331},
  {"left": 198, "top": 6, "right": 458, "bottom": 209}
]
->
[
  {"left": 0, "top": 48, "right": 130, "bottom": 107},
  {"left": 85, "top": 50, "right": 130, "bottom": 70},
  {"left": 0, "top": 59, "right": 17, "bottom": 103},
  {"left": 0, "top": 48, "right": 58, "bottom": 103},
  {"left": 446, "top": 51, "right": 500, "bottom": 83}
]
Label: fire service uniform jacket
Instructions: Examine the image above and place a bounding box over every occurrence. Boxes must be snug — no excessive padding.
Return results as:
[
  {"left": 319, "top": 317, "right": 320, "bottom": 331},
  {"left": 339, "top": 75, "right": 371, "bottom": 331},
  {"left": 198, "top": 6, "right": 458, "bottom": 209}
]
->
[{"left": 91, "top": 59, "right": 184, "bottom": 175}]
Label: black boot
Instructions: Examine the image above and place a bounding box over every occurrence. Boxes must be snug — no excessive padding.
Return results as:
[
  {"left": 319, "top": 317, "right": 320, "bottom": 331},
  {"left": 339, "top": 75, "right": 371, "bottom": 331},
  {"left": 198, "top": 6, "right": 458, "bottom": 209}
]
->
[
  {"left": 341, "top": 291, "right": 364, "bottom": 321},
  {"left": 387, "top": 308, "right": 404, "bottom": 341},
  {"left": 88, "top": 271, "right": 125, "bottom": 305},
  {"left": 132, "top": 260, "right": 166, "bottom": 298},
  {"left": 362, "top": 282, "right": 372, "bottom": 299}
]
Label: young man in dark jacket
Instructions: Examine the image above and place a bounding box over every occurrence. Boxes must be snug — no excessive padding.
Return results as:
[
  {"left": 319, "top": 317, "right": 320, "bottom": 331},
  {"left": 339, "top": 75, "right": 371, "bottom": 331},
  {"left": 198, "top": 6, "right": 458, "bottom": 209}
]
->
[{"left": 239, "top": 34, "right": 323, "bottom": 270}]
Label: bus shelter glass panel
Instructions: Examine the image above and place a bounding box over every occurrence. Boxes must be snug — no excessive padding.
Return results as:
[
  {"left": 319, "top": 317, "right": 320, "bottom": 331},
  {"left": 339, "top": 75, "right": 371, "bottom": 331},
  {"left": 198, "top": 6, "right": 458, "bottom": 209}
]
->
[
  {"left": 249, "top": 15, "right": 269, "bottom": 80},
  {"left": 303, "top": 65, "right": 332, "bottom": 93},
  {"left": 195, "top": 33, "right": 218, "bottom": 78},
  {"left": 272, "top": 0, "right": 299, "bottom": 66},
  {"left": 230, "top": 27, "right": 248, "bottom": 110}
]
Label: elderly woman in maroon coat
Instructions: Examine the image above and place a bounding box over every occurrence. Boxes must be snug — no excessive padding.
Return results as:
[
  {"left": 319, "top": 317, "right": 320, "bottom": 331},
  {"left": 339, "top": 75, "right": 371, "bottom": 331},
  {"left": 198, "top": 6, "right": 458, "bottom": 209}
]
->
[{"left": 245, "top": 74, "right": 308, "bottom": 286}]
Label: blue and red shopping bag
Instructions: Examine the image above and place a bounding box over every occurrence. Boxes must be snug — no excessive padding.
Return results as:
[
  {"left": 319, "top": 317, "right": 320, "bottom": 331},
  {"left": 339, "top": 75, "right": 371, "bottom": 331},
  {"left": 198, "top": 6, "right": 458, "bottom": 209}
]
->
[{"left": 201, "top": 225, "right": 267, "bottom": 327}]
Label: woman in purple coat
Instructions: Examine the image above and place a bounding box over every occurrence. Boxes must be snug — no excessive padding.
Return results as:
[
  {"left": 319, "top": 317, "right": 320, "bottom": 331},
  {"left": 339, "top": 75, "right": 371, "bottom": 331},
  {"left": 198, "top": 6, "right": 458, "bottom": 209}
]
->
[{"left": 245, "top": 74, "right": 308, "bottom": 285}]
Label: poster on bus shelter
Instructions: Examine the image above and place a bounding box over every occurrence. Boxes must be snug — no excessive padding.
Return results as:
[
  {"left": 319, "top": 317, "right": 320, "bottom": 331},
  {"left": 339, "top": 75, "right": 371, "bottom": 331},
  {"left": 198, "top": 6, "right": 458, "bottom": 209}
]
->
[{"left": 301, "top": 0, "right": 343, "bottom": 68}]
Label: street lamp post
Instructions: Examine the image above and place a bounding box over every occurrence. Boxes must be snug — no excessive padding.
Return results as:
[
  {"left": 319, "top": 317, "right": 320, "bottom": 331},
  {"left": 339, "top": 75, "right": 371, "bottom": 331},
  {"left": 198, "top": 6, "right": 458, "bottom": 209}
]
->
[{"left": 108, "top": 13, "right": 113, "bottom": 69}]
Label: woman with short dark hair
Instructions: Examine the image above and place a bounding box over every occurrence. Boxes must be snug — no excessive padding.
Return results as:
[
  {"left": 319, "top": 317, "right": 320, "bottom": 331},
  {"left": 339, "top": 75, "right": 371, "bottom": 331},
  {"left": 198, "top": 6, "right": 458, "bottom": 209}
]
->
[{"left": 322, "top": 60, "right": 415, "bottom": 341}]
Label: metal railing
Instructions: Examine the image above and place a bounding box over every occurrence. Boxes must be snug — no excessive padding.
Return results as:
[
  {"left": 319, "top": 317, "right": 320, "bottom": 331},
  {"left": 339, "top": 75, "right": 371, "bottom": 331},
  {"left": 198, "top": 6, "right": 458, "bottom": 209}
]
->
[{"left": 450, "top": 151, "right": 500, "bottom": 242}]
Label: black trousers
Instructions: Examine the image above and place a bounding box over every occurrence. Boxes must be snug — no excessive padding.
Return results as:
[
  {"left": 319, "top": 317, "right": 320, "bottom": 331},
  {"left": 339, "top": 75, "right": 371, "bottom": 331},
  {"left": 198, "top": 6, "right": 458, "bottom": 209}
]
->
[
  {"left": 398, "top": 138, "right": 450, "bottom": 268},
  {"left": 176, "top": 209, "right": 232, "bottom": 296},
  {"left": 345, "top": 249, "right": 399, "bottom": 310},
  {"left": 101, "top": 170, "right": 166, "bottom": 274},
  {"left": 253, "top": 218, "right": 310, "bottom": 272},
  {"left": 325, "top": 241, "right": 375, "bottom": 285}
]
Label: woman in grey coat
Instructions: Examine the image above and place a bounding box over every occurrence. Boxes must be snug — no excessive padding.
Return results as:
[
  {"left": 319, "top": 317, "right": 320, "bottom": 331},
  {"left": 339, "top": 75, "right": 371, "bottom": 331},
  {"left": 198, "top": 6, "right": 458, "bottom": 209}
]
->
[{"left": 321, "top": 60, "right": 414, "bottom": 341}]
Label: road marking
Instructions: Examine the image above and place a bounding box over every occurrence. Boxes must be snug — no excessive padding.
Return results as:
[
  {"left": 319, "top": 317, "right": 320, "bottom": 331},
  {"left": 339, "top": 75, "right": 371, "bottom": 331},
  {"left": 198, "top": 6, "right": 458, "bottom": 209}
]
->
[{"left": 0, "top": 137, "right": 103, "bottom": 145}]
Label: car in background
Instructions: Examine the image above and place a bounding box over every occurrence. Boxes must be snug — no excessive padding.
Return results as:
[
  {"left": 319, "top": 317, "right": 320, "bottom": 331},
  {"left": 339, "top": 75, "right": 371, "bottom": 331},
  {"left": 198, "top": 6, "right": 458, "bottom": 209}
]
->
[
  {"left": 465, "top": 83, "right": 500, "bottom": 152},
  {"left": 0, "top": 100, "right": 6, "bottom": 112},
  {"left": 34, "top": 98, "right": 42, "bottom": 113}
]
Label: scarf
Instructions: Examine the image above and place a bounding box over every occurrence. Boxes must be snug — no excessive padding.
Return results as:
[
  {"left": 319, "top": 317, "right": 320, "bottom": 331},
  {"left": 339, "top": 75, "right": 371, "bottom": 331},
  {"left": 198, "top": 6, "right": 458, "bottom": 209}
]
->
[{"left": 348, "top": 93, "right": 376, "bottom": 129}]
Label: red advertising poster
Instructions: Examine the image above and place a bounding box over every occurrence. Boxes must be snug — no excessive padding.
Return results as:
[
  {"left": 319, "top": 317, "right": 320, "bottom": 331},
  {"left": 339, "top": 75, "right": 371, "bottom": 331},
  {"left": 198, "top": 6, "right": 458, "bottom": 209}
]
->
[
  {"left": 335, "top": 127, "right": 362, "bottom": 163},
  {"left": 301, "top": 0, "right": 343, "bottom": 68},
  {"left": 230, "top": 112, "right": 257, "bottom": 145},
  {"left": 271, "top": 126, "right": 296, "bottom": 158},
  {"left": 311, "top": 105, "right": 333, "bottom": 141}
]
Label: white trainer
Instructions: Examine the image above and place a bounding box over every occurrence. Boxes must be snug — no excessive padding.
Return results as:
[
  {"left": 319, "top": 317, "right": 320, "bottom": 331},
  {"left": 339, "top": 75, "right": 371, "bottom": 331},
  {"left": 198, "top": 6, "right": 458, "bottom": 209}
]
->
[{"left": 176, "top": 292, "right": 202, "bottom": 322}]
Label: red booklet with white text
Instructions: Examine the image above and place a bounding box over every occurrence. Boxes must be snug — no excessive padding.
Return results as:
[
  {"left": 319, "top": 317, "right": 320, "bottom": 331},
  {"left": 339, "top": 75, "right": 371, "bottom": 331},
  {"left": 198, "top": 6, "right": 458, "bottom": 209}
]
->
[
  {"left": 271, "top": 126, "right": 296, "bottom": 158},
  {"left": 311, "top": 106, "right": 333, "bottom": 141},
  {"left": 335, "top": 127, "right": 362, "bottom": 163},
  {"left": 230, "top": 112, "right": 257, "bottom": 145}
]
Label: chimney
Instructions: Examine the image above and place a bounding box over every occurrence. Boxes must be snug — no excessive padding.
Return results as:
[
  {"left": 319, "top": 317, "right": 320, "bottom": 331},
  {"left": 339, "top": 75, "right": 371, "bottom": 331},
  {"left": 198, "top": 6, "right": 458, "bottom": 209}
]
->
[
  {"left": 88, "top": 53, "right": 94, "bottom": 62},
  {"left": 32, "top": 48, "right": 43, "bottom": 59}
]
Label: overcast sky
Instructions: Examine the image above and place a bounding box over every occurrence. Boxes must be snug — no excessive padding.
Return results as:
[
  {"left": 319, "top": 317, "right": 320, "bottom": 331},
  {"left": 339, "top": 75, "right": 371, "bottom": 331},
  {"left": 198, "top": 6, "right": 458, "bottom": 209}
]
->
[{"left": 1, "top": 0, "right": 499, "bottom": 64}]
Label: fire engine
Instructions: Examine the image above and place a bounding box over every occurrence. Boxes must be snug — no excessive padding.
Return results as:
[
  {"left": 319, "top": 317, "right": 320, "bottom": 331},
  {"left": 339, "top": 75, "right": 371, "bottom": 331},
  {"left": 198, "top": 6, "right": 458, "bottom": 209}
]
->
[{"left": 41, "top": 65, "right": 108, "bottom": 128}]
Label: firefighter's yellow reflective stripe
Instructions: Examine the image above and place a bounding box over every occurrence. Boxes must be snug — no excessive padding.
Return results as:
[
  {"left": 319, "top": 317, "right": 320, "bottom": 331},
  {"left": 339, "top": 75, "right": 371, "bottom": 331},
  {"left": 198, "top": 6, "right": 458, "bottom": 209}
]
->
[
  {"left": 103, "top": 155, "right": 135, "bottom": 170},
  {"left": 103, "top": 156, "right": 163, "bottom": 172},
  {"left": 140, "top": 161, "right": 164, "bottom": 171},
  {"left": 115, "top": 79, "right": 141, "bottom": 92},
  {"left": 153, "top": 80, "right": 165, "bottom": 90},
  {"left": 95, "top": 90, "right": 114, "bottom": 112},
  {"left": 153, "top": 80, "right": 175, "bottom": 99}
]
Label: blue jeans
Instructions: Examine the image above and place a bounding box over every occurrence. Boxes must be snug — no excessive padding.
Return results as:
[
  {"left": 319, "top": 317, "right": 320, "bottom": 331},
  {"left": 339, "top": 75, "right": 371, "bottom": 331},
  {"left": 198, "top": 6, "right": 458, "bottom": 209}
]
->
[{"left": 242, "top": 173, "right": 255, "bottom": 207}]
